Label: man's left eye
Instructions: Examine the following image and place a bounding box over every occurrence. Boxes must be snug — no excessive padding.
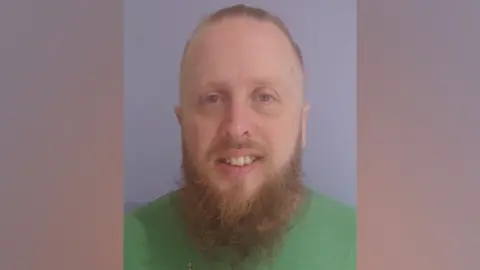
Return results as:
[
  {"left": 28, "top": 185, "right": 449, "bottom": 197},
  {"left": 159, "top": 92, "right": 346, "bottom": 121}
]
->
[{"left": 256, "top": 94, "right": 274, "bottom": 103}]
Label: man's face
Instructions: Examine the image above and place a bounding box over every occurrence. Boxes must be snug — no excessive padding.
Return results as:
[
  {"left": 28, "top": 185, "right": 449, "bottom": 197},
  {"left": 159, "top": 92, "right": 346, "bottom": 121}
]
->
[
  {"left": 175, "top": 17, "right": 310, "bottom": 264},
  {"left": 177, "top": 17, "right": 308, "bottom": 199}
]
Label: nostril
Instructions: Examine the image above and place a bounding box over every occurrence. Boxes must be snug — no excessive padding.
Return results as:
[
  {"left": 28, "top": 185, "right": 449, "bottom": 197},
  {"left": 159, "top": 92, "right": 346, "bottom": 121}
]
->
[{"left": 242, "top": 130, "right": 251, "bottom": 137}]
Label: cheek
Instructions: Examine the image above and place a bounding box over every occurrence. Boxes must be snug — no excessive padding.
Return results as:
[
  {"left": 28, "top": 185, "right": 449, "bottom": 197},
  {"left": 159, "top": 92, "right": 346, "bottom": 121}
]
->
[
  {"left": 266, "top": 122, "right": 299, "bottom": 167},
  {"left": 182, "top": 117, "right": 218, "bottom": 161}
]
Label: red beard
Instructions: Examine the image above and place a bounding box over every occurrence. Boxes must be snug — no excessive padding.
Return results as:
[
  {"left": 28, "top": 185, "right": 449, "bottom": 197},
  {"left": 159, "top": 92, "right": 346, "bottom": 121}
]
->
[{"left": 176, "top": 135, "right": 306, "bottom": 268}]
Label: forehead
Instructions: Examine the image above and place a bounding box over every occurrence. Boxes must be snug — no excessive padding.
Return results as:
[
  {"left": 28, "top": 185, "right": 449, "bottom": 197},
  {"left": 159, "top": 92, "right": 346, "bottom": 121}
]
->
[{"left": 182, "top": 17, "right": 303, "bottom": 89}]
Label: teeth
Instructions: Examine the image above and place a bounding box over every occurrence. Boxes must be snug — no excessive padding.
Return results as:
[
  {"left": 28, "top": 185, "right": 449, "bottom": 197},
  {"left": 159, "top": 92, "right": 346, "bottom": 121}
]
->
[{"left": 225, "top": 156, "right": 255, "bottom": 166}]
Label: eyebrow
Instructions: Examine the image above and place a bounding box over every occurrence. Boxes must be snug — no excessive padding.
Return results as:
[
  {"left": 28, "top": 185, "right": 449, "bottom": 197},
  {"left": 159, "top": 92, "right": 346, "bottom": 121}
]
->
[
  {"left": 200, "top": 77, "right": 281, "bottom": 90},
  {"left": 201, "top": 80, "right": 230, "bottom": 90}
]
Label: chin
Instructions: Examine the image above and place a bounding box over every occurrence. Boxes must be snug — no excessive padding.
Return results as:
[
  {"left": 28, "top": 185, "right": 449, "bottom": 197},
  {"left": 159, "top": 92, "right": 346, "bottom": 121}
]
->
[{"left": 212, "top": 174, "right": 266, "bottom": 198}]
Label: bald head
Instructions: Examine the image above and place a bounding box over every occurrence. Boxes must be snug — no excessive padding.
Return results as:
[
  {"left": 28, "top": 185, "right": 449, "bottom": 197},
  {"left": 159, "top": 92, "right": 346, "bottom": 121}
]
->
[
  {"left": 181, "top": 5, "right": 304, "bottom": 70},
  {"left": 179, "top": 5, "right": 305, "bottom": 106}
]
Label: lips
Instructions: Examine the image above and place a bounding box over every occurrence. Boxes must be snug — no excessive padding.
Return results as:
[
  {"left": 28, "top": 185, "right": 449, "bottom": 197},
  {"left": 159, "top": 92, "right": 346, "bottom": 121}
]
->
[
  {"left": 214, "top": 151, "right": 264, "bottom": 178},
  {"left": 215, "top": 149, "right": 264, "bottom": 164},
  {"left": 219, "top": 156, "right": 259, "bottom": 166}
]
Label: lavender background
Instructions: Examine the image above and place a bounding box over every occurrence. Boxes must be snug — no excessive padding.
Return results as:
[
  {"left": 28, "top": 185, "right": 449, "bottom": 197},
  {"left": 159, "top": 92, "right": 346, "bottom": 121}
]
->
[{"left": 124, "top": 0, "right": 357, "bottom": 209}]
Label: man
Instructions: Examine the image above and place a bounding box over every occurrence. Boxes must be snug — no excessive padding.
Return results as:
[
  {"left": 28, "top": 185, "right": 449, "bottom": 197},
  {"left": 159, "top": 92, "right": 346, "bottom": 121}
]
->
[{"left": 124, "top": 4, "right": 356, "bottom": 270}]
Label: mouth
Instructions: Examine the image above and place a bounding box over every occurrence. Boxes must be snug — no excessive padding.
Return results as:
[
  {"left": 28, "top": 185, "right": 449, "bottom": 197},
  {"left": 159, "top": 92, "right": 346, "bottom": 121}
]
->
[
  {"left": 214, "top": 155, "right": 264, "bottom": 178},
  {"left": 217, "top": 156, "right": 263, "bottom": 166}
]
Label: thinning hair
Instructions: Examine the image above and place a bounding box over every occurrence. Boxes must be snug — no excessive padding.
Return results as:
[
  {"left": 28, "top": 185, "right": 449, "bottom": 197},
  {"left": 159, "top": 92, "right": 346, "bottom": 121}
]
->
[
  {"left": 180, "top": 4, "right": 304, "bottom": 73},
  {"left": 178, "top": 4, "right": 305, "bottom": 104}
]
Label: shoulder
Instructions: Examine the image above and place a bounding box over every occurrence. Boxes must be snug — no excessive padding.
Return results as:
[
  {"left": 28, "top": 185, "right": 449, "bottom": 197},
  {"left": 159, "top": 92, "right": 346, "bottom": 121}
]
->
[
  {"left": 125, "top": 190, "right": 177, "bottom": 223},
  {"left": 124, "top": 191, "right": 177, "bottom": 237},
  {"left": 307, "top": 190, "right": 357, "bottom": 232},
  {"left": 298, "top": 189, "right": 357, "bottom": 269},
  {"left": 123, "top": 191, "right": 179, "bottom": 270}
]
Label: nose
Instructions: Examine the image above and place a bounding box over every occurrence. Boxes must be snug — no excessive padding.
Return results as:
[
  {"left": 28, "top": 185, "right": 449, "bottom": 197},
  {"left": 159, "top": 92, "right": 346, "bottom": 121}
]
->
[{"left": 219, "top": 99, "right": 252, "bottom": 139}]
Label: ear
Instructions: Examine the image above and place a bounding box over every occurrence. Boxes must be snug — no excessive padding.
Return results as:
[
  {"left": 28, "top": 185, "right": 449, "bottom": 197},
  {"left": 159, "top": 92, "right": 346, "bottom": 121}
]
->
[
  {"left": 174, "top": 106, "right": 183, "bottom": 125},
  {"left": 301, "top": 103, "right": 310, "bottom": 148}
]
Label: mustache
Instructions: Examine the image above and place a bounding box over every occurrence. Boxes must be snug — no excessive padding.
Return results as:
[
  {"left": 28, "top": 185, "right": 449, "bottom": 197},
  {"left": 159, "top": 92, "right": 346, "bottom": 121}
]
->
[{"left": 206, "top": 137, "right": 268, "bottom": 157}]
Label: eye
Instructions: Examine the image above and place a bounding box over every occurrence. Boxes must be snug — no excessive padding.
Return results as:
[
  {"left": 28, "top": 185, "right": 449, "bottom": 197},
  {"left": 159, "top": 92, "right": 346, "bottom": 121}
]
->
[
  {"left": 204, "top": 94, "right": 221, "bottom": 104},
  {"left": 255, "top": 93, "right": 275, "bottom": 103}
]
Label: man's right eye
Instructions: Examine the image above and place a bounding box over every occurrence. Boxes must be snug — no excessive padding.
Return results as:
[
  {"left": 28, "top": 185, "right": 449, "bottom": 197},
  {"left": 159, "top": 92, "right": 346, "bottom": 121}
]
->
[{"left": 204, "top": 94, "right": 221, "bottom": 103}]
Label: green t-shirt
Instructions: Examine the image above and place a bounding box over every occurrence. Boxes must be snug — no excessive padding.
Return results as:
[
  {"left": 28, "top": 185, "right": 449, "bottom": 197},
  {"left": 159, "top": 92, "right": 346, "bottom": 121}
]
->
[{"left": 124, "top": 189, "right": 356, "bottom": 270}]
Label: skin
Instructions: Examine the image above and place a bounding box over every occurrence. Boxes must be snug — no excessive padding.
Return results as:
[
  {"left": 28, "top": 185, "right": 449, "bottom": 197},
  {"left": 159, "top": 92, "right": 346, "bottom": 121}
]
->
[{"left": 175, "top": 16, "right": 309, "bottom": 200}]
